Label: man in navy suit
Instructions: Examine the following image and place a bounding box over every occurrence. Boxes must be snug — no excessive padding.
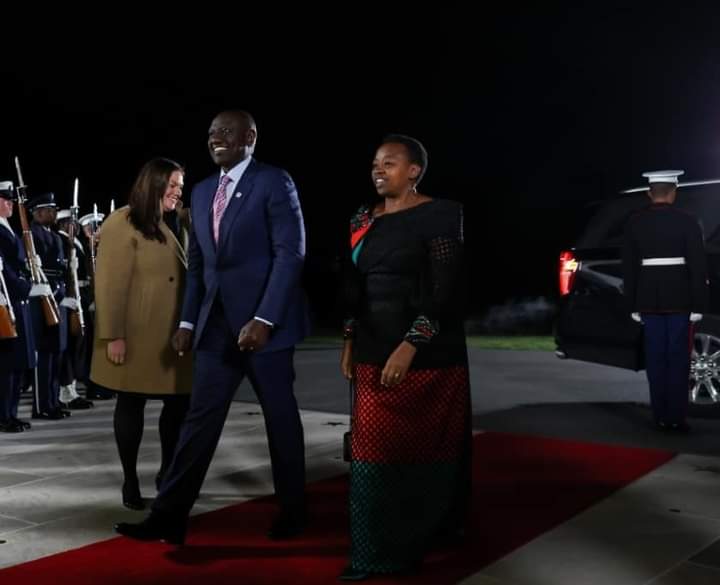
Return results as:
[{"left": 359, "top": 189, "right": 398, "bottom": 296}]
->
[{"left": 116, "top": 110, "right": 310, "bottom": 544}]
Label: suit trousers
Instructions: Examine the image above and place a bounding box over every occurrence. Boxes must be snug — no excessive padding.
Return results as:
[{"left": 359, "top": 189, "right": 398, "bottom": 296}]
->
[{"left": 152, "top": 298, "right": 306, "bottom": 518}]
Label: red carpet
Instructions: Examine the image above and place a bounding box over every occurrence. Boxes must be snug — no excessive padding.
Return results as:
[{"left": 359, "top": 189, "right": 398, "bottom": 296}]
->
[{"left": 0, "top": 432, "right": 673, "bottom": 585}]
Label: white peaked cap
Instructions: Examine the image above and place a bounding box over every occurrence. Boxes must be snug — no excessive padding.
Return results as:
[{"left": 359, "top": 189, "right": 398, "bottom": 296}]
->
[
  {"left": 79, "top": 212, "right": 105, "bottom": 226},
  {"left": 642, "top": 170, "right": 685, "bottom": 185}
]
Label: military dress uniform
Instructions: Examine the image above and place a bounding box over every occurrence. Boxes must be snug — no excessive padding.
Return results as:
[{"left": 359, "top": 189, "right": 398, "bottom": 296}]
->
[
  {"left": 0, "top": 181, "right": 36, "bottom": 432},
  {"left": 77, "top": 209, "right": 114, "bottom": 401},
  {"left": 28, "top": 193, "right": 69, "bottom": 419},
  {"left": 56, "top": 210, "right": 93, "bottom": 409},
  {"left": 622, "top": 171, "right": 708, "bottom": 429}
]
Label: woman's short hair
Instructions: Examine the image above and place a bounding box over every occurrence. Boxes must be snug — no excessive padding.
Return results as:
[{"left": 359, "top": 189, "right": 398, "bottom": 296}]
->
[{"left": 381, "top": 134, "right": 428, "bottom": 184}]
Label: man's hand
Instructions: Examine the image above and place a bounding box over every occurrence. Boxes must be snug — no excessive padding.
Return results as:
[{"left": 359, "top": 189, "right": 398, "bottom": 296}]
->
[
  {"left": 690, "top": 313, "right": 703, "bottom": 323},
  {"left": 237, "top": 319, "right": 271, "bottom": 352},
  {"left": 172, "top": 328, "right": 193, "bottom": 356},
  {"left": 631, "top": 312, "right": 642, "bottom": 323},
  {"left": 107, "top": 338, "right": 126, "bottom": 365},
  {"left": 341, "top": 340, "right": 353, "bottom": 380},
  {"left": 381, "top": 341, "right": 417, "bottom": 387}
]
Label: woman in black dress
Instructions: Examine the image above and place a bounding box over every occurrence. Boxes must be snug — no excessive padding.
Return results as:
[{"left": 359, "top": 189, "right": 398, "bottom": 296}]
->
[{"left": 340, "top": 135, "right": 471, "bottom": 580}]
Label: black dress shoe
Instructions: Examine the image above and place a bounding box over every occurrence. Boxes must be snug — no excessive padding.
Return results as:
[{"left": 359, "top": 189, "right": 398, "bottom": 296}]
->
[
  {"left": 58, "top": 408, "right": 72, "bottom": 418},
  {"left": 669, "top": 422, "right": 691, "bottom": 433},
  {"left": 65, "top": 397, "right": 94, "bottom": 410},
  {"left": 12, "top": 417, "right": 31, "bottom": 430},
  {"left": 32, "top": 411, "right": 64, "bottom": 420},
  {"left": 268, "top": 510, "right": 306, "bottom": 540},
  {"left": 338, "top": 565, "right": 371, "bottom": 581},
  {"left": 114, "top": 514, "right": 186, "bottom": 545},
  {"left": 0, "top": 419, "right": 24, "bottom": 433},
  {"left": 86, "top": 389, "right": 115, "bottom": 400},
  {"left": 122, "top": 481, "right": 145, "bottom": 511}
]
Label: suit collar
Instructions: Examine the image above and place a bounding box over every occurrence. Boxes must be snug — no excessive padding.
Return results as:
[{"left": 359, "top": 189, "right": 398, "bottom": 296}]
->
[{"left": 220, "top": 156, "right": 253, "bottom": 189}]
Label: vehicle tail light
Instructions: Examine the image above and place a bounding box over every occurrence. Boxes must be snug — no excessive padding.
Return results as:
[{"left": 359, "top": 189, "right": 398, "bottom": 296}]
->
[{"left": 559, "top": 250, "right": 579, "bottom": 296}]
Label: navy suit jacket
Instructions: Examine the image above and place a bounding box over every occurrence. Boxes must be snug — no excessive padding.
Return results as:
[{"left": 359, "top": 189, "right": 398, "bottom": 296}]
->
[{"left": 182, "top": 158, "right": 310, "bottom": 352}]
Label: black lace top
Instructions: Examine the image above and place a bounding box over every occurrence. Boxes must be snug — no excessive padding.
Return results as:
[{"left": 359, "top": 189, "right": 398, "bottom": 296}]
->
[{"left": 343, "top": 198, "right": 468, "bottom": 369}]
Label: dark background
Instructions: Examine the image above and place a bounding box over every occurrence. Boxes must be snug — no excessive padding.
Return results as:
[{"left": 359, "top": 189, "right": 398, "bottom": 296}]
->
[{"left": 2, "top": 7, "right": 720, "bottom": 330}]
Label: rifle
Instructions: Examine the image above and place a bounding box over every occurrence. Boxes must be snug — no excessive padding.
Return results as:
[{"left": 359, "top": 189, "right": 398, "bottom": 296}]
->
[
  {"left": 14, "top": 156, "right": 60, "bottom": 327},
  {"left": 0, "top": 257, "right": 18, "bottom": 339},
  {"left": 66, "top": 178, "right": 85, "bottom": 337},
  {"left": 89, "top": 203, "right": 99, "bottom": 275}
]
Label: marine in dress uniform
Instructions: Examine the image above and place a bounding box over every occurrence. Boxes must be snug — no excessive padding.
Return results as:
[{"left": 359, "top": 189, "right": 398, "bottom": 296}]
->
[
  {"left": 622, "top": 170, "right": 708, "bottom": 431},
  {"left": 0, "top": 181, "right": 36, "bottom": 432}
]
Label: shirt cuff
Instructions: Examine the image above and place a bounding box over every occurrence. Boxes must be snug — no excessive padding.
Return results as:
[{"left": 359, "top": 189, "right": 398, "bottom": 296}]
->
[
  {"left": 179, "top": 321, "right": 195, "bottom": 331},
  {"left": 254, "top": 316, "right": 274, "bottom": 328}
]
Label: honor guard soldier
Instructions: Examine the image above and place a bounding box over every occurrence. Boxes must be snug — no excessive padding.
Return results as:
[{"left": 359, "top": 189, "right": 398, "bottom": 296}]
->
[
  {"left": 77, "top": 209, "right": 113, "bottom": 400},
  {"left": 622, "top": 170, "right": 708, "bottom": 432},
  {"left": 0, "top": 181, "right": 36, "bottom": 431},
  {"left": 28, "top": 193, "right": 70, "bottom": 419},
  {"left": 56, "top": 209, "right": 93, "bottom": 409}
]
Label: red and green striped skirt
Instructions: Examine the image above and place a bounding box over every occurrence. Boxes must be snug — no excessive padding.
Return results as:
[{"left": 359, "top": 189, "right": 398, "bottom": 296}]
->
[{"left": 349, "top": 363, "right": 471, "bottom": 574}]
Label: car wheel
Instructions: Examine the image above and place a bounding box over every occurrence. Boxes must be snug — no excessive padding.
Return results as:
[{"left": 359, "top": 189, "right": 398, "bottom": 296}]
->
[{"left": 689, "top": 329, "right": 720, "bottom": 417}]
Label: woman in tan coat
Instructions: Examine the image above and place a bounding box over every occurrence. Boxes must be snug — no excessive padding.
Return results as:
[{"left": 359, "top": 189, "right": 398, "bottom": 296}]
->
[{"left": 91, "top": 158, "right": 192, "bottom": 510}]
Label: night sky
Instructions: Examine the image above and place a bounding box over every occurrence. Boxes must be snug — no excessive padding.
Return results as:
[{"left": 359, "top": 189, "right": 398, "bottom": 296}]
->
[{"left": 2, "top": 8, "right": 720, "bottom": 329}]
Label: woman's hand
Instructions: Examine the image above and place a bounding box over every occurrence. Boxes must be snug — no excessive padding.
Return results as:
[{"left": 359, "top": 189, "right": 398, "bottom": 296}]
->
[
  {"left": 381, "top": 341, "right": 417, "bottom": 386},
  {"left": 107, "top": 338, "right": 127, "bottom": 365},
  {"left": 341, "top": 340, "right": 354, "bottom": 380}
]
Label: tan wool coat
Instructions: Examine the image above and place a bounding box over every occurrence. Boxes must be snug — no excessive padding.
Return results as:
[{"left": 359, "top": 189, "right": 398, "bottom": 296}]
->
[{"left": 90, "top": 206, "right": 192, "bottom": 395}]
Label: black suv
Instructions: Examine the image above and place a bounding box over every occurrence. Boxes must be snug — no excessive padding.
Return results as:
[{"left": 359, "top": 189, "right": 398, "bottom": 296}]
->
[{"left": 554, "top": 180, "right": 720, "bottom": 414}]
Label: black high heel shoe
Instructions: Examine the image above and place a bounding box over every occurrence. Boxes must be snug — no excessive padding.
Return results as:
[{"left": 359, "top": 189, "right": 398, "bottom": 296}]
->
[
  {"left": 338, "top": 565, "right": 371, "bottom": 581},
  {"left": 114, "top": 513, "right": 187, "bottom": 545},
  {"left": 122, "top": 481, "right": 145, "bottom": 511}
]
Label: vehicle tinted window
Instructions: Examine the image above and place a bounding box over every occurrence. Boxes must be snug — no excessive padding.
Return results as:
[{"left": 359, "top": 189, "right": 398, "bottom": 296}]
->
[
  {"left": 576, "top": 183, "right": 720, "bottom": 249},
  {"left": 678, "top": 185, "right": 720, "bottom": 243},
  {"left": 575, "top": 194, "right": 649, "bottom": 248}
]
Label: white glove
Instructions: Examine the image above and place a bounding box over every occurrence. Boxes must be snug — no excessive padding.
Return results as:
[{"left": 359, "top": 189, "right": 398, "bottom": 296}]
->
[
  {"left": 690, "top": 313, "right": 703, "bottom": 322},
  {"left": 29, "top": 283, "right": 52, "bottom": 297},
  {"left": 33, "top": 254, "right": 42, "bottom": 268},
  {"left": 69, "top": 256, "right": 79, "bottom": 272},
  {"left": 89, "top": 301, "right": 96, "bottom": 312},
  {"left": 631, "top": 312, "right": 642, "bottom": 323},
  {"left": 60, "top": 297, "right": 79, "bottom": 311}
]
